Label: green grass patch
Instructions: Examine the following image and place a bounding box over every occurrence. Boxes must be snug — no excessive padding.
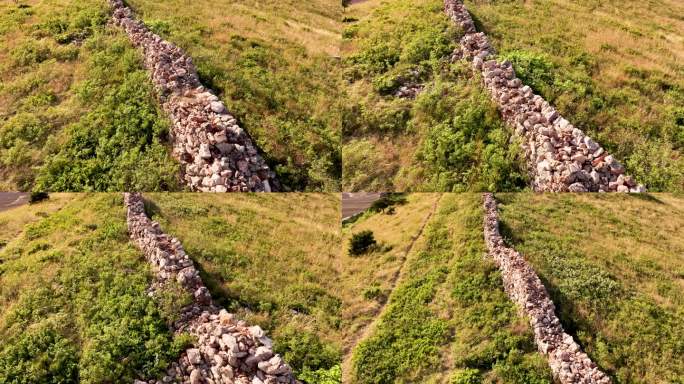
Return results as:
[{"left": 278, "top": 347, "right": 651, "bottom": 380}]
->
[
  {"left": 351, "top": 193, "right": 551, "bottom": 383},
  {"left": 496, "top": 193, "right": 684, "bottom": 383},
  {"left": 0, "top": 194, "right": 190, "bottom": 383},
  {"left": 0, "top": 1, "right": 179, "bottom": 191},
  {"left": 341, "top": 0, "right": 528, "bottom": 191}
]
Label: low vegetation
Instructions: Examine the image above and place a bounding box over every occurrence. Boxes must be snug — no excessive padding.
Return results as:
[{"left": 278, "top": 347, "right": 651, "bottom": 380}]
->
[
  {"left": 497, "top": 193, "right": 684, "bottom": 383},
  {"left": 143, "top": 193, "right": 342, "bottom": 383},
  {"left": 0, "top": 194, "right": 190, "bottom": 383},
  {"left": 467, "top": 0, "right": 684, "bottom": 191},
  {"left": 0, "top": 1, "right": 179, "bottom": 191},
  {"left": 342, "top": 0, "right": 528, "bottom": 191},
  {"left": 126, "top": 0, "right": 343, "bottom": 191},
  {"left": 349, "top": 230, "right": 377, "bottom": 255},
  {"left": 349, "top": 193, "right": 551, "bottom": 383}
]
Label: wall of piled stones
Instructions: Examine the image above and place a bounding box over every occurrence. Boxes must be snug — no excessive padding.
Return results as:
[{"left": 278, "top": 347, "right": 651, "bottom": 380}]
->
[
  {"left": 483, "top": 193, "right": 611, "bottom": 384},
  {"left": 444, "top": 0, "right": 644, "bottom": 192},
  {"left": 110, "top": 1, "right": 278, "bottom": 192},
  {"left": 124, "top": 193, "right": 298, "bottom": 384}
]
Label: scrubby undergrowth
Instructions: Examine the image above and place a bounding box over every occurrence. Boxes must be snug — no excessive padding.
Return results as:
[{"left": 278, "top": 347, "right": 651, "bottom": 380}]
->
[
  {"left": 0, "top": 1, "right": 179, "bottom": 191},
  {"left": 497, "top": 193, "right": 684, "bottom": 383},
  {"left": 342, "top": 0, "right": 528, "bottom": 192},
  {"left": 0, "top": 194, "right": 190, "bottom": 383},
  {"left": 351, "top": 194, "right": 551, "bottom": 383}
]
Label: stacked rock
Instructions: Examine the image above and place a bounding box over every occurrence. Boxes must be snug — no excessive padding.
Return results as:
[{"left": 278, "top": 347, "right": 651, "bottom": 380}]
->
[
  {"left": 125, "top": 193, "right": 298, "bottom": 384},
  {"left": 110, "top": 1, "right": 278, "bottom": 192},
  {"left": 445, "top": 0, "right": 645, "bottom": 192},
  {"left": 483, "top": 193, "right": 612, "bottom": 384}
]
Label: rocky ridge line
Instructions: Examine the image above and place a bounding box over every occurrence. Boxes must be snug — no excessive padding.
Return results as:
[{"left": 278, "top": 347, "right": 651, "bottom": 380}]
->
[
  {"left": 110, "top": 1, "right": 278, "bottom": 192},
  {"left": 483, "top": 193, "right": 611, "bottom": 384},
  {"left": 124, "top": 193, "right": 299, "bottom": 384},
  {"left": 445, "top": 0, "right": 644, "bottom": 192}
]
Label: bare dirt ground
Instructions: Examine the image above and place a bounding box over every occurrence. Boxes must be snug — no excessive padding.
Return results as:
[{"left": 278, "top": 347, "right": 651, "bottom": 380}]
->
[
  {"left": 0, "top": 193, "right": 28, "bottom": 212},
  {"left": 342, "top": 192, "right": 384, "bottom": 219}
]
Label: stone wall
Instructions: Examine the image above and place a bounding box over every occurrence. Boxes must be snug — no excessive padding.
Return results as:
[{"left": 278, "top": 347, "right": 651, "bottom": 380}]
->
[
  {"left": 483, "top": 193, "right": 611, "bottom": 384},
  {"left": 124, "top": 193, "right": 298, "bottom": 384},
  {"left": 110, "top": 1, "right": 278, "bottom": 192},
  {"left": 445, "top": 0, "right": 645, "bottom": 192}
]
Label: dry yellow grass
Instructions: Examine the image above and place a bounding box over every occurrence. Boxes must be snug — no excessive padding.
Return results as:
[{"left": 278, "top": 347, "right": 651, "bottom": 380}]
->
[
  {"left": 338, "top": 193, "right": 441, "bottom": 372},
  {"left": 128, "top": 0, "right": 342, "bottom": 56},
  {"left": 0, "top": 193, "right": 75, "bottom": 245}
]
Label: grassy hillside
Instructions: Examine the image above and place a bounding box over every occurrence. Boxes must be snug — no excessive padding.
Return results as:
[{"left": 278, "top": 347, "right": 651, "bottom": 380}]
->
[
  {"left": 0, "top": 0, "right": 179, "bottom": 192},
  {"left": 144, "top": 193, "right": 342, "bottom": 383},
  {"left": 341, "top": 0, "right": 529, "bottom": 192},
  {"left": 126, "top": 0, "right": 343, "bottom": 191},
  {"left": 497, "top": 193, "right": 684, "bottom": 383},
  {"left": 339, "top": 194, "right": 440, "bottom": 360},
  {"left": 466, "top": 0, "right": 684, "bottom": 191},
  {"left": 0, "top": 193, "right": 73, "bottom": 246},
  {"left": 0, "top": 194, "right": 190, "bottom": 383},
  {"left": 347, "top": 193, "right": 551, "bottom": 384}
]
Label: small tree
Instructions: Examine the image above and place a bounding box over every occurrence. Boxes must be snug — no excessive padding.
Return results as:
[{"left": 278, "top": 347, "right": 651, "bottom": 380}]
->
[{"left": 349, "top": 230, "right": 376, "bottom": 256}]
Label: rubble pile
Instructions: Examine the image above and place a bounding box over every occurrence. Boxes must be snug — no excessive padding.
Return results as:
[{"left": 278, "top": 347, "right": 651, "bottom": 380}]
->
[
  {"left": 445, "top": 0, "right": 644, "bottom": 192},
  {"left": 110, "top": 1, "right": 278, "bottom": 192},
  {"left": 483, "top": 193, "right": 612, "bottom": 384},
  {"left": 125, "top": 193, "right": 298, "bottom": 384}
]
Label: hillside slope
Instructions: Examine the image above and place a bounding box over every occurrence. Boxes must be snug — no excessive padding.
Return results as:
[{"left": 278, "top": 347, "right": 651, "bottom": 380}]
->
[
  {"left": 0, "top": 194, "right": 190, "bottom": 382},
  {"left": 466, "top": 0, "right": 684, "bottom": 191},
  {"left": 346, "top": 193, "right": 552, "bottom": 383},
  {"left": 497, "top": 193, "right": 684, "bottom": 383},
  {"left": 0, "top": 0, "right": 179, "bottom": 192},
  {"left": 341, "top": 0, "right": 528, "bottom": 192},
  {"left": 143, "top": 193, "right": 342, "bottom": 383},
  {"left": 125, "top": 0, "right": 343, "bottom": 191}
]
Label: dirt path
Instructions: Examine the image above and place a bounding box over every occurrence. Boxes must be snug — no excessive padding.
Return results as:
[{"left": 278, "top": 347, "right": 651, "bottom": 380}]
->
[
  {"left": 341, "top": 193, "right": 443, "bottom": 382},
  {"left": 342, "top": 192, "right": 384, "bottom": 219},
  {"left": 0, "top": 193, "right": 29, "bottom": 212}
]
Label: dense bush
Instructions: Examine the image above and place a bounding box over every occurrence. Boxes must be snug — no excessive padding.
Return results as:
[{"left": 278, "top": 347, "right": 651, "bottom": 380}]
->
[
  {"left": 0, "top": 1, "right": 179, "bottom": 191},
  {"left": 273, "top": 328, "right": 341, "bottom": 379},
  {"left": 28, "top": 191, "right": 49, "bottom": 204},
  {"left": 349, "top": 230, "right": 377, "bottom": 255}
]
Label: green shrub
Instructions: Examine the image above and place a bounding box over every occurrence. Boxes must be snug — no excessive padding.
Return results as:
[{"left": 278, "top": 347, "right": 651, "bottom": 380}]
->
[
  {"left": 450, "top": 368, "right": 481, "bottom": 384},
  {"left": 273, "top": 328, "right": 341, "bottom": 374},
  {"left": 349, "top": 230, "right": 377, "bottom": 255},
  {"left": 29, "top": 191, "right": 49, "bottom": 204},
  {"left": 0, "top": 323, "right": 78, "bottom": 384},
  {"left": 298, "top": 364, "right": 341, "bottom": 384}
]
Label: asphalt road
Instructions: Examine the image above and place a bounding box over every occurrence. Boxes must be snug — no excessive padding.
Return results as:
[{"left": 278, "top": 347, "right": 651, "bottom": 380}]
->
[
  {"left": 0, "top": 193, "right": 29, "bottom": 212},
  {"left": 342, "top": 192, "right": 384, "bottom": 219}
]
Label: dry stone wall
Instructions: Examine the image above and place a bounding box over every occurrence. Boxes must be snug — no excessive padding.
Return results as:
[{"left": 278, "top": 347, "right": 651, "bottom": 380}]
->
[
  {"left": 483, "top": 193, "right": 611, "bottom": 384},
  {"left": 445, "top": 0, "right": 645, "bottom": 192},
  {"left": 110, "top": 1, "right": 278, "bottom": 192},
  {"left": 124, "top": 193, "right": 299, "bottom": 384}
]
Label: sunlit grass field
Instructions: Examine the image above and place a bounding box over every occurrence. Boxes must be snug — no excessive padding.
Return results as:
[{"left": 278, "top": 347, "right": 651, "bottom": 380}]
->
[
  {"left": 144, "top": 193, "right": 342, "bottom": 382},
  {"left": 467, "top": 0, "right": 684, "bottom": 191},
  {"left": 497, "top": 193, "right": 684, "bottom": 383},
  {"left": 346, "top": 193, "right": 551, "bottom": 384},
  {"left": 0, "top": 194, "right": 191, "bottom": 383},
  {"left": 0, "top": 0, "right": 179, "bottom": 192},
  {"left": 126, "top": 0, "right": 344, "bottom": 191}
]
